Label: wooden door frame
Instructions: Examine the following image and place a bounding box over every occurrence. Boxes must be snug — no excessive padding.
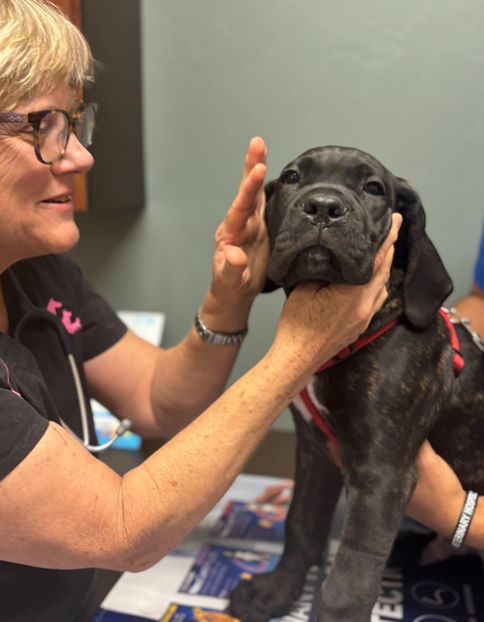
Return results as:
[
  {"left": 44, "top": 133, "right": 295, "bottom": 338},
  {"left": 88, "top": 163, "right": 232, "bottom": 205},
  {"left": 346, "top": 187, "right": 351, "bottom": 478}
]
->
[{"left": 51, "top": 0, "right": 89, "bottom": 212}]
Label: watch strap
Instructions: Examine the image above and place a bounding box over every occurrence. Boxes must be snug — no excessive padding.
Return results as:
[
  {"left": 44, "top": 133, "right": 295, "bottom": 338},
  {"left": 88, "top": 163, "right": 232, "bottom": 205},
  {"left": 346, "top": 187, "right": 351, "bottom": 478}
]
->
[{"left": 194, "top": 310, "right": 247, "bottom": 346}]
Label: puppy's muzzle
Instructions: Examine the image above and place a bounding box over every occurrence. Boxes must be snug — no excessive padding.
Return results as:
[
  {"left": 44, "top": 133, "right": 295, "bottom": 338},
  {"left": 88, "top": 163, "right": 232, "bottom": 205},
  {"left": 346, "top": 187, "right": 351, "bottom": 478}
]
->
[{"left": 299, "top": 193, "right": 348, "bottom": 226}]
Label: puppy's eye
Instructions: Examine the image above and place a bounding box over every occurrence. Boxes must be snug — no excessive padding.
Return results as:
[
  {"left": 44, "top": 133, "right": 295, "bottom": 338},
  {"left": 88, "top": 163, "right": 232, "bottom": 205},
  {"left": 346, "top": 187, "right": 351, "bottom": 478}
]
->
[
  {"left": 363, "top": 181, "right": 385, "bottom": 196},
  {"left": 279, "top": 169, "right": 300, "bottom": 185}
]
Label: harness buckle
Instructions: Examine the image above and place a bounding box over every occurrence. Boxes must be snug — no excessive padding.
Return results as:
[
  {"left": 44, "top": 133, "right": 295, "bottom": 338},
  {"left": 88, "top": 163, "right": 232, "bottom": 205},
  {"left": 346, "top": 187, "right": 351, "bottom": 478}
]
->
[{"left": 443, "top": 306, "right": 484, "bottom": 354}]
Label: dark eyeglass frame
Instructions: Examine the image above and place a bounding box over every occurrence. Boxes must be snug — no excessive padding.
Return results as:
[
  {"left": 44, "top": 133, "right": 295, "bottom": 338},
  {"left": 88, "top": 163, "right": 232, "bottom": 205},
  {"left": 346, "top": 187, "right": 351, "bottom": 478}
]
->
[{"left": 0, "top": 102, "right": 97, "bottom": 165}]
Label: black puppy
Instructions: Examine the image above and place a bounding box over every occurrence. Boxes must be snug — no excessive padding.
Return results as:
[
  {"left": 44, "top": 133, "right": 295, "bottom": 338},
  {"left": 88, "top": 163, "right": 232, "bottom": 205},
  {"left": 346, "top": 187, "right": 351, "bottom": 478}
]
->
[{"left": 229, "top": 146, "right": 484, "bottom": 622}]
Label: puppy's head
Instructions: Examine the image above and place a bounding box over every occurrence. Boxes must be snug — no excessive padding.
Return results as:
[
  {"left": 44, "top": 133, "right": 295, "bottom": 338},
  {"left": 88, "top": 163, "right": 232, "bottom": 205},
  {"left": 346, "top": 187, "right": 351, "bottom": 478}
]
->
[{"left": 264, "top": 146, "right": 452, "bottom": 329}]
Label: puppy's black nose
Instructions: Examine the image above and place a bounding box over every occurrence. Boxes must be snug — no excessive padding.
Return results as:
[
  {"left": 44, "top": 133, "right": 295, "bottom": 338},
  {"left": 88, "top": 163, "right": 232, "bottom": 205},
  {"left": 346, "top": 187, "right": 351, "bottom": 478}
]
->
[{"left": 302, "top": 195, "right": 347, "bottom": 223}]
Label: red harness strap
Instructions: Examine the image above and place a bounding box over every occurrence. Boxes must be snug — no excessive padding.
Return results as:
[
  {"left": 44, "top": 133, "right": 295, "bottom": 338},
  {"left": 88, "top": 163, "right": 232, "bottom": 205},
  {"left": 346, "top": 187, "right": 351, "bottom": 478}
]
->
[
  {"left": 315, "top": 318, "right": 399, "bottom": 374},
  {"left": 438, "top": 307, "right": 465, "bottom": 375},
  {"left": 299, "top": 308, "right": 464, "bottom": 443},
  {"left": 299, "top": 386, "right": 338, "bottom": 443}
]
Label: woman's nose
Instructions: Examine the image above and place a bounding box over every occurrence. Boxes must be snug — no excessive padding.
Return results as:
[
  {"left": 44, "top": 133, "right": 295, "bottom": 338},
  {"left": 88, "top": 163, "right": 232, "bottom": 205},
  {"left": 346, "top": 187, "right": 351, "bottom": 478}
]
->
[{"left": 51, "top": 133, "right": 95, "bottom": 175}]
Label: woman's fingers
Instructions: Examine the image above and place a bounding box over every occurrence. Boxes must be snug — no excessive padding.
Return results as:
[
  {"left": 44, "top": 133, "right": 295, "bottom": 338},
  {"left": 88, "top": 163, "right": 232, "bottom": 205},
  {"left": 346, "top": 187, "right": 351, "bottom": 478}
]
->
[
  {"left": 254, "top": 482, "right": 294, "bottom": 505},
  {"left": 242, "top": 136, "right": 267, "bottom": 181},
  {"left": 374, "top": 213, "right": 402, "bottom": 271},
  {"left": 223, "top": 162, "right": 266, "bottom": 242}
]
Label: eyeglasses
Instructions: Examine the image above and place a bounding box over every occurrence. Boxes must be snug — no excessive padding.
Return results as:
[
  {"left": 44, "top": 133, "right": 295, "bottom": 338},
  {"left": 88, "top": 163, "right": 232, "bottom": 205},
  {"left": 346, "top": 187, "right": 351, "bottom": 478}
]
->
[{"left": 0, "top": 102, "right": 97, "bottom": 165}]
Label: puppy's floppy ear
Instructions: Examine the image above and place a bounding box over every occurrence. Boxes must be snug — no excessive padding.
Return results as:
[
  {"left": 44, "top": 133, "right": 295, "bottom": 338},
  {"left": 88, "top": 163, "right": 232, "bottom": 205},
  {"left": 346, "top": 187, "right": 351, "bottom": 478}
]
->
[
  {"left": 394, "top": 177, "right": 453, "bottom": 329},
  {"left": 262, "top": 179, "right": 280, "bottom": 293}
]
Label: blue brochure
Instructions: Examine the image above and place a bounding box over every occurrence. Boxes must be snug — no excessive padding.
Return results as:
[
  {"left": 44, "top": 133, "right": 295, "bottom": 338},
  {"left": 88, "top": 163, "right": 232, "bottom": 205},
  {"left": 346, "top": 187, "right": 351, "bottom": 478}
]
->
[
  {"left": 178, "top": 543, "right": 279, "bottom": 599},
  {"left": 92, "top": 611, "right": 154, "bottom": 622},
  {"left": 211, "top": 500, "right": 286, "bottom": 543}
]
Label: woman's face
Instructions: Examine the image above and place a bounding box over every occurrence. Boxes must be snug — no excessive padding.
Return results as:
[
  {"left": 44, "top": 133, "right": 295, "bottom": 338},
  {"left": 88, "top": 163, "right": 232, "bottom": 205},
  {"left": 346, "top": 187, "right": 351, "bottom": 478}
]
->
[{"left": 0, "top": 84, "right": 94, "bottom": 270}]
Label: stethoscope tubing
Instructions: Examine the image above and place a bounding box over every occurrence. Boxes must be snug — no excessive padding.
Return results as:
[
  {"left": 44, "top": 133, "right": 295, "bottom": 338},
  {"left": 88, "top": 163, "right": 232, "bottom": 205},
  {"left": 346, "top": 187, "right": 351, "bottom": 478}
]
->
[{"left": 14, "top": 308, "right": 131, "bottom": 452}]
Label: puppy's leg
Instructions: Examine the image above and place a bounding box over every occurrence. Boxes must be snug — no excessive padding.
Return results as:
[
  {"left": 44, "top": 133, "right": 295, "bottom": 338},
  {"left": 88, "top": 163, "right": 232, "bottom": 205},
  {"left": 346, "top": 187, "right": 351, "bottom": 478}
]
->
[
  {"left": 229, "top": 413, "right": 342, "bottom": 622},
  {"left": 316, "top": 459, "right": 417, "bottom": 622}
]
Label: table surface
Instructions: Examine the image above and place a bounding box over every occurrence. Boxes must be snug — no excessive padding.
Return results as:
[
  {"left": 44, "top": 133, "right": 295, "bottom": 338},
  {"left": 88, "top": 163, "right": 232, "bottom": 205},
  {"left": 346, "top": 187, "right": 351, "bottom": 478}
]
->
[
  {"left": 78, "top": 431, "right": 296, "bottom": 621},
  {"left": 80, "top": 436, "right": 484, "bottom": 622}
]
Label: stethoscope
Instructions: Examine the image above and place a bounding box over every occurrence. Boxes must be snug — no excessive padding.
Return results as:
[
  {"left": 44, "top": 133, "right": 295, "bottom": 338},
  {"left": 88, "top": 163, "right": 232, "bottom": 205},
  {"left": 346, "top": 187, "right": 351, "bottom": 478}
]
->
[{"left": 14, "top": 308, "right": 132, "bottom": 453}]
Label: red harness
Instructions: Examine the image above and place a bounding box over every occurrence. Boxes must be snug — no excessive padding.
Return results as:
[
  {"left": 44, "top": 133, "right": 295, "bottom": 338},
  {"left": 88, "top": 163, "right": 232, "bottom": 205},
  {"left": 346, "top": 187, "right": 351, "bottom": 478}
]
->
[{"left": 297, "top": 308, "right": 464, "bottom": 443}]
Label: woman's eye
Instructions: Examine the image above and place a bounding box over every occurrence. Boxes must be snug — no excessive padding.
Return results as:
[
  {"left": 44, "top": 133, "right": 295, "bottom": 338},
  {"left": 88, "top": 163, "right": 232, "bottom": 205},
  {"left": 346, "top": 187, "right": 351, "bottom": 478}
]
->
[
  {"left": 17, "top": 126, "right": 35, "bottom": 141},
  {"left": 363, "top": 181, "right": 385, "bottom": 196},
  {"left": 279, "top": 169, "right": 300, "bottom": 185},
  {"left": 18, "top": 125, "right": 33, "bottom": 134}
]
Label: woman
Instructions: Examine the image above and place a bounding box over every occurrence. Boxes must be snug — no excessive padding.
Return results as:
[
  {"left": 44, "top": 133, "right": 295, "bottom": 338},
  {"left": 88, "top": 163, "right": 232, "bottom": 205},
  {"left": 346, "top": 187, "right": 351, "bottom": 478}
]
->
[{"left": 0, "top": 1, "right": 399, "bottom": 620}]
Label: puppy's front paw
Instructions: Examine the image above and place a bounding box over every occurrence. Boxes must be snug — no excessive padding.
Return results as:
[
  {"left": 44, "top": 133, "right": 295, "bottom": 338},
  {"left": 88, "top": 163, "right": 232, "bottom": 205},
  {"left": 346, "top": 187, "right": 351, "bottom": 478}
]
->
[{"left": 228, "top": 570, "right": 303, "bottom": 622}]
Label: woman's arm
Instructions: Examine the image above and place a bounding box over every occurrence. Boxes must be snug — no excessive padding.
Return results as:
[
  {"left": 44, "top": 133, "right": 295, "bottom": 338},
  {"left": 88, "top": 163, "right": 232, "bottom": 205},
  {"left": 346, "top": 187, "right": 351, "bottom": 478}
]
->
[{"left": 0, "top": 217, "right": 400, "bottom": 572}]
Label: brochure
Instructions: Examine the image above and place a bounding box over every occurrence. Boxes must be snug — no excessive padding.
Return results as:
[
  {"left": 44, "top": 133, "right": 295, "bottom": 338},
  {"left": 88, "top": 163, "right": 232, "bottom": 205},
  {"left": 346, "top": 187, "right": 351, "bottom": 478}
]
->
[
  {"left": 160, "top": 604, "right": 240, "bottom": 622},
  {"left": 92, "top": 611, "right": 155, "bottom": 622},
  {"left": 159, "top": 564, "right": 321, "bottom": 622},
  {"left": 210, "top": 500, "right": 286, "bottom": 544},
  {"left": 92, "top": 474, "right": 484, "bottom": 622},
  {"left": 178, "top": 543, "right": 280, "bottom": 599}
]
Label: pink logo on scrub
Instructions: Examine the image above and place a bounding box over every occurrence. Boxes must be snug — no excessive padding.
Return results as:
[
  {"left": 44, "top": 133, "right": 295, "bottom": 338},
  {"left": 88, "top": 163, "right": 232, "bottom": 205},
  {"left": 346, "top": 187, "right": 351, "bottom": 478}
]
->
[{"left": 46, "top": 298, "right": 83, "bottom": 334}]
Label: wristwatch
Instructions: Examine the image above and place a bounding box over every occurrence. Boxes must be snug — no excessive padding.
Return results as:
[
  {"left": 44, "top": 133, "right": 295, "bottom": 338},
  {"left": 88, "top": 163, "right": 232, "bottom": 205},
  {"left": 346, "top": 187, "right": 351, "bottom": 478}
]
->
[{"left": 194, "top": 310, "right": 248, "bottom": 346}]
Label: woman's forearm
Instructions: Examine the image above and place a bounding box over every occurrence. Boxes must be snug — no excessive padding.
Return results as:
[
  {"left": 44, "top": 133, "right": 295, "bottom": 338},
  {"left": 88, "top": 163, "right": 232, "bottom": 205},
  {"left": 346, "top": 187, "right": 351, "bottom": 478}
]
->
[
  {"left": 149, "top": 325, "right": 247, "bottom": 437},
  {"left": 120, "top": 348, "right": 308, "bottom": 570}
]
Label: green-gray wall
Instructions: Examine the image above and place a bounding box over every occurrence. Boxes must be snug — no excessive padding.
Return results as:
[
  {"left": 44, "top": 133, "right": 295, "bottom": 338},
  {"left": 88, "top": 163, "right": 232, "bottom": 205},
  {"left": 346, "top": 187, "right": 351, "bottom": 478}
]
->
[{"left": 71, "top": 0, "right": 484, "bottom": 431}]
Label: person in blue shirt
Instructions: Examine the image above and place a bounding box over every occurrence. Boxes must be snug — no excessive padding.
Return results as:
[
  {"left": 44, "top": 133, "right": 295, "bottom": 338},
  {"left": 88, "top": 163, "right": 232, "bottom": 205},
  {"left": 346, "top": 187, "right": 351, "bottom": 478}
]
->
[{"left": 474, "top": 228, "right": 484, "bottom": 289}]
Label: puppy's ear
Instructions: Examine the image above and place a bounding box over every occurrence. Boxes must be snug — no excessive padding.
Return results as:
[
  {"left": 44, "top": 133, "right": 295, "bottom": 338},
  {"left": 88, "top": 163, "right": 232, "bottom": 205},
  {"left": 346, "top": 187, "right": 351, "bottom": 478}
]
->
[
  {"left": 394, "top": 177, "right": 453, "bottom": 329},
  {"left": 262, "top": 179, "right": 280, "bottom": 293}
]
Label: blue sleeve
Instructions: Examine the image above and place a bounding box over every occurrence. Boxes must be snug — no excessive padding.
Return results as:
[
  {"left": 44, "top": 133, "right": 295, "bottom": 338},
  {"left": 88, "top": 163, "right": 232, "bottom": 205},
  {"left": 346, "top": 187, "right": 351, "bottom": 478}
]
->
[{"left": 473, "top": 224, "right": 484, "bottom": 290}]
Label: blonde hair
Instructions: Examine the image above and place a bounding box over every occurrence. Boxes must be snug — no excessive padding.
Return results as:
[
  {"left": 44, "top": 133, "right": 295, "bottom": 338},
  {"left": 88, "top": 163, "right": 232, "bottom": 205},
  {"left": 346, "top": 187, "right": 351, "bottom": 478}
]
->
[{"left": 0, "top": 0, "right": 94, "bottom": 110}]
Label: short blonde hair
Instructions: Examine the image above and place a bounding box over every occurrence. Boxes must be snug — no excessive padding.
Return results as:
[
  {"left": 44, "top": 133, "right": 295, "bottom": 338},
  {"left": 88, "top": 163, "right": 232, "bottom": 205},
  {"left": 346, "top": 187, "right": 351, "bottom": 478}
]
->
[{"left": 0, "top": 0, "right": 94, "bottom": 110}]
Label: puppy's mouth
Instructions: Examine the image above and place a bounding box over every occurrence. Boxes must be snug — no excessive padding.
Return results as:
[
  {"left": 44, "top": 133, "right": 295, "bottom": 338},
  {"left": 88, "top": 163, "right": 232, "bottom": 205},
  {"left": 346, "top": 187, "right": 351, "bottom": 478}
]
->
[
  {"left": 269, "top": 238, "right": 378, "bottom": 289},
  {"left": 279, "top": 245, "right": 343, "bottom": 289}
]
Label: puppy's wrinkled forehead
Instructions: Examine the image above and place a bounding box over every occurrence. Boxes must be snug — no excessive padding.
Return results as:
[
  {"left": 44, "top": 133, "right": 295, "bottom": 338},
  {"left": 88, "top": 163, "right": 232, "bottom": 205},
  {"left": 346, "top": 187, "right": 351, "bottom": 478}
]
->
[{"left": 285, "top": 146, "right": 389, "bottom": 186}]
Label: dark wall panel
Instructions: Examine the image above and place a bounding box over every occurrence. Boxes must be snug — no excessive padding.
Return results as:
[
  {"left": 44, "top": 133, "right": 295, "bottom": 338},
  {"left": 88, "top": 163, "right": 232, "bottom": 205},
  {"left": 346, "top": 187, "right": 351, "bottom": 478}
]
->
[{"left": 82, "top": 0, "right": 144, "bottom": 210}]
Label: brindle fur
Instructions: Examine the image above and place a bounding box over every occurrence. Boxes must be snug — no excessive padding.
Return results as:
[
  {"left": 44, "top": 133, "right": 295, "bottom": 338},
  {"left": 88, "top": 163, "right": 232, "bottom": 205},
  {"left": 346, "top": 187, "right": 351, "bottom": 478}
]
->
[{"left": 229, "top": 146, "right": 484, "bottom": 622}]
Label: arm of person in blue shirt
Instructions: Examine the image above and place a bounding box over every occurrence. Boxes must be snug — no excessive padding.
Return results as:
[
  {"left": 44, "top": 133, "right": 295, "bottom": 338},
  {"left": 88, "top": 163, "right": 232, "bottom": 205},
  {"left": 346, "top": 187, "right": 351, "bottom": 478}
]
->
[{"left": 407, "top": 279, "right": 484, "bottom": 549}]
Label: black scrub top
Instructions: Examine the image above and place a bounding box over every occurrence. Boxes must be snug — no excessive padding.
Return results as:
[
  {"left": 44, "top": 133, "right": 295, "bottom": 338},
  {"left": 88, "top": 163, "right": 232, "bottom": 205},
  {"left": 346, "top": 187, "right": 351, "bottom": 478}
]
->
[{"left": 0, "top": 254, "right": 127, "bottom": 622}]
